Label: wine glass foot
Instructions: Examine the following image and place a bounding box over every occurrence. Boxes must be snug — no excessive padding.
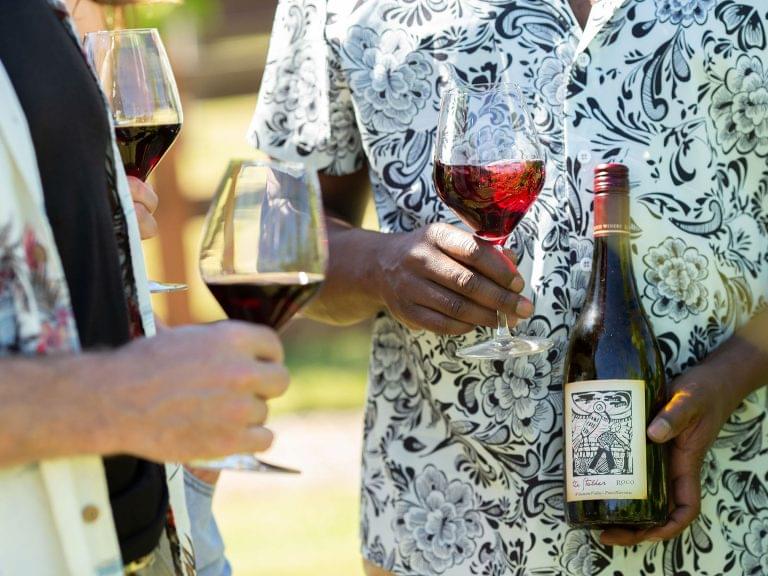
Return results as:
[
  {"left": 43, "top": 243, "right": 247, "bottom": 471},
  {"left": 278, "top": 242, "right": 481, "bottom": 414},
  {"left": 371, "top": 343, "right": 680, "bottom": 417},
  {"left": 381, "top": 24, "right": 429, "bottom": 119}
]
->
[
  {"left": 190, "top": 454, "right": 301, "bottom": 474},
  {"left": 457, "top": 336, "right": 553, "bottom": 360},
  {"left": 148, "top": 281, "right": 188, "bottom": 294}
]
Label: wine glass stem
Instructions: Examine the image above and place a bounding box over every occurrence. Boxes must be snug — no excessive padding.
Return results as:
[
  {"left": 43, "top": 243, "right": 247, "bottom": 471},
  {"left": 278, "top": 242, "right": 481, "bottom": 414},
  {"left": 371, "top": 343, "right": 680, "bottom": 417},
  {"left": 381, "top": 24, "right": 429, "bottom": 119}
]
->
[
  {"left": 496, "top": 309, "right": 512, "bottom": 340},
  {"left": 495, "top": 244, "right": 512, "bottom": 341}
]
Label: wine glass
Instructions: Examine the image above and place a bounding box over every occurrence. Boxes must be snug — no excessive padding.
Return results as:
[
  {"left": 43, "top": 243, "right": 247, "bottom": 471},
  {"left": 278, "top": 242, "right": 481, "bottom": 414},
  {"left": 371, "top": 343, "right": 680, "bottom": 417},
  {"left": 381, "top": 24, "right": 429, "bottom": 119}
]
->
[
  {"left": 434, "top": 82, "right": 552, "bottom": 359},
  {"left": 196, "top": 158, "right": 327, "bottom": 472},
  {"left": 84, "top": 28, "right": 186, "bottom": 294}
]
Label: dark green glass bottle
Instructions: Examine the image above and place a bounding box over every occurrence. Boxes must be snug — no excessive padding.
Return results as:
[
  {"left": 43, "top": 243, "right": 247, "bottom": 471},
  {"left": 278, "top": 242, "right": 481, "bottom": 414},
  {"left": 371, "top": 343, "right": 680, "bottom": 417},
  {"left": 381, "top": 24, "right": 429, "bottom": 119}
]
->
[{"left": 563, "top": 163, "right": 669, "bottom": 528}]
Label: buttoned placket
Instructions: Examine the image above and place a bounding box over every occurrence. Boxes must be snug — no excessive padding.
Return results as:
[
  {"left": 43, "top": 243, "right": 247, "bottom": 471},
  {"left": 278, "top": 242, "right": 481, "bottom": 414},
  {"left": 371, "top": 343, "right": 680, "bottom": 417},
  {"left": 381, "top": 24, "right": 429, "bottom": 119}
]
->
[{"left": 561, "top": 0, "right": 630, "bottom": 309}]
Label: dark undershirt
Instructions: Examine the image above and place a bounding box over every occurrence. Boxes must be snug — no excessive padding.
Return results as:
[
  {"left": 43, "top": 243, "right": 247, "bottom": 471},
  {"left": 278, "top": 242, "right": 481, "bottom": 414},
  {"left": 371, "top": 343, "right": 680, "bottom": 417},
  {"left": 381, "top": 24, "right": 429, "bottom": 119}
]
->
[{"left": 0, "top": 0, "right": 168, "bottom": 564}]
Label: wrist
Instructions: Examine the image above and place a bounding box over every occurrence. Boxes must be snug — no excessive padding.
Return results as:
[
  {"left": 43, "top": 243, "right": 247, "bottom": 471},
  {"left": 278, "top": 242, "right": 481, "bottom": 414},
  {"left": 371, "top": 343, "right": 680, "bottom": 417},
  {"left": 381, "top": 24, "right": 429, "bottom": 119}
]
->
[{"left": 49, "top": 353, "right": 125, "bottom": 458}]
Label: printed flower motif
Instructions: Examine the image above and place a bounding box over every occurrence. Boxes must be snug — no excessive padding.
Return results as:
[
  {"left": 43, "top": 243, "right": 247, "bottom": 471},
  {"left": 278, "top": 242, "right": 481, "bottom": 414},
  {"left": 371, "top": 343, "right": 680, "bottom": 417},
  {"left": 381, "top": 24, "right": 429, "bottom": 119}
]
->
[
  {"left": 345, "top": 27, "right": 432, "bottom": 133},
  {"left": 643, "top": 238, "right": 709, "bottom": 322},
  {"left": 393, "top": 466, "right": 483, "bottom": 574},
  {"left": 455, "top": 125, "right": 518, "bottom": 165},
  {"left": 561, "top": 530, "right": 595, "bottom": 576},
  {"left": 535, "top": 39, "right": 576, "bottom": 108},
  {"left": 479, "top": 342, "right": 554, "bottom": 442},
  {"left": 741, "top": 518, "right": 768, "bottom": 575},
  {"left": 23, "top": 229, "right": 46, "bottom": 273},
  {"left": 711, "top": 55, "right": 768, "bottom": 157},
  {"left": 269, "top": 50, "right": 320, "bottom": 120},
  {"left": 655, "top": 0, "right": 715, "bottom": 27},
  {"left": 371, "top": 316, "right": 414, "bottom": 400}
]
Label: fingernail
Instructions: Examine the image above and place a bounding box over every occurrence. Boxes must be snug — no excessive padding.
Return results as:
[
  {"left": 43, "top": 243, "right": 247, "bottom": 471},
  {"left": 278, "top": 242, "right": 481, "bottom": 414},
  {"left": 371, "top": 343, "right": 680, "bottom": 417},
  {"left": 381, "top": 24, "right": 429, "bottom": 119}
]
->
[
  {"left": 647, "top": 418, "right": 672, "bottom": 442},
  {"left": 648, "top": 537, "right": 662, "bottom": 543},
  {"left": 509, "top": 276, "right": 525, "bottom": 292},
  {"left": 516, "top": 298, "right": 534, "bottom": 318}
]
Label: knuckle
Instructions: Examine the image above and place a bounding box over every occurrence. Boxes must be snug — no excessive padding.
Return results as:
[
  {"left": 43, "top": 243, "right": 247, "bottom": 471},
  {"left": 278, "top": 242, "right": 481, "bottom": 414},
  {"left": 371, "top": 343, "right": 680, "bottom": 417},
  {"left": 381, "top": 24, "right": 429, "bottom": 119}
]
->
[
  {"left": 224, "top": 361, "right": 253, "bottom": 389},
  {"left": 494, "top": 289, "right": 513, "bottom": 310},
  {"left": 448, "top": 296, "right": 466, "bottom": 318},
  {"left": 426, "top": 223, "right": 450, "bottom": 245},
  {"left": 227, "top": 397, "right": 253, "bottom": 424},
  {"left": 459, "top": 237, "right": 481, "bottom": 262},
  {"left": 455, "top": 271, "right": 480, "bottom": 295}
]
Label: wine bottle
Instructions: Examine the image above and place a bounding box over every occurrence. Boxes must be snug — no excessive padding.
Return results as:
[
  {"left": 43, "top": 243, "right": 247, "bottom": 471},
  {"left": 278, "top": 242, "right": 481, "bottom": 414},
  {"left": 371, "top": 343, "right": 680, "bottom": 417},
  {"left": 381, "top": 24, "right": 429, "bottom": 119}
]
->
[{"left": 563, "top": 163, "right": 669, "bottom": 528}]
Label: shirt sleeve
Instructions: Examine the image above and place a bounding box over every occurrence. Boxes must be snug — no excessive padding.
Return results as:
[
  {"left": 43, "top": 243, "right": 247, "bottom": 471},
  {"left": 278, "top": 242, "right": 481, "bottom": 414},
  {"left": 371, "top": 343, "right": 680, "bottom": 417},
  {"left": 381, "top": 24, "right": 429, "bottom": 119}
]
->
[{"left": 248, "top": 0, "right": 365, "bottom": 176}]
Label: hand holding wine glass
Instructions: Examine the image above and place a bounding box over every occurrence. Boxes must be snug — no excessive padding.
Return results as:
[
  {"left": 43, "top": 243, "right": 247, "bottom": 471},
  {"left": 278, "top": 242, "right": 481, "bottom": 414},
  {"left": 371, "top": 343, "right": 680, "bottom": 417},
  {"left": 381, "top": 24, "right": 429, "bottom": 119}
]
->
[
  {"left": 84, "top": 28, "right": 185, "bottom": 293},
  {"left": 433, "top": 82, "right": 549, "bottom": 359}
]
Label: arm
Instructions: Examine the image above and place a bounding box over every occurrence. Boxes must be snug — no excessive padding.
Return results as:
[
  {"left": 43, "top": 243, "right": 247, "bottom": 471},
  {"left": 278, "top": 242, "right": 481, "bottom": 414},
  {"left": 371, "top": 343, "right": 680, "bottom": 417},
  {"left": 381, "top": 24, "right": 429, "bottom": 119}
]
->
[
  {"left": 601, "top": 310, "right": 768, "bottom": 545},
  {"left": 0, "top": 322, "right": 289, "bottom": 469},
  {"left": 304, "top": 167, "right": 534, "bottom": 332},
  {"left": 302, "top": 168, "right": 383, "bottom": 325}
]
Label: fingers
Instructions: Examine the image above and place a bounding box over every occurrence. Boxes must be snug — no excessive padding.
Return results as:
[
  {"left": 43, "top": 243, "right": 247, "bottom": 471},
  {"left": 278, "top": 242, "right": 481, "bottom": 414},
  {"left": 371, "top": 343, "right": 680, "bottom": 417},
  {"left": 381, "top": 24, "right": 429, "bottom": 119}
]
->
[
  {"left": 219, "top": 321, "right": 285, "bottom": 363},
  {"left": 422, "top": 251, "right": 533, "bottom": 319},
  {"left": 243, "top": 426, "right": 274, "bottom": 453},
  {"left": 428, "top": 224, "right": 523, "bottom": 290},
  {"left": 134, "top": 203, "right": 158, "bottom": 240},
  {"left": 249, "top": 362, "right": 290, "bottom": 400},
  {"left": 411, "top": 281, "right": 498, "bottom": 327},
  {"left": 128, "top": 176, "right": 159, "bottom": 214},
  {"left": 398, "top": 303, "right": 475, "bottom": 335},
  {"left": 644, "top": 440, "right": 703, "bottom": 541},
  {"left": 647, "top": 381, "right": 703, "bottom": 443},
  {"left": 600, "top": 527, "right": 652, "bottom": 547}
]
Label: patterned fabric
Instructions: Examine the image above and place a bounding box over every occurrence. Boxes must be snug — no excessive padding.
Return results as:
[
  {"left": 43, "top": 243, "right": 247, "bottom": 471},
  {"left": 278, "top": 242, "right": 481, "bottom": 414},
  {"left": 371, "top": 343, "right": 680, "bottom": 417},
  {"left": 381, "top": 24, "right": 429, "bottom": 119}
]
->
[
  {"left": 251, "top": 0, "right": 768, "bottom": 574},
  {"left": 0, "top": 2, "right": 196, "bottom": 574}
]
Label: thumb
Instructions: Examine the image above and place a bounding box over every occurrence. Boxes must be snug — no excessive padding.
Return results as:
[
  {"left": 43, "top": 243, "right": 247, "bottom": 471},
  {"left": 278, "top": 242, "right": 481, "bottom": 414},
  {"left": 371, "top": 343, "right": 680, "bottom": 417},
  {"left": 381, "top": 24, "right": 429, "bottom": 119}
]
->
[{"left": 647, "top": 383, "right": 701, "bottom": 444}]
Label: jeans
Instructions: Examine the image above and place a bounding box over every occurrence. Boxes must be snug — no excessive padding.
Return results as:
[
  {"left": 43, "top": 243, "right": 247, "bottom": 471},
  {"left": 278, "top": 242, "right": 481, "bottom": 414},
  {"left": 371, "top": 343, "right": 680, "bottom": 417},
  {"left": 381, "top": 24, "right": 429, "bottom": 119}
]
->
[{"left": 183, "top": 469, "right": 232, "bottom": 576}]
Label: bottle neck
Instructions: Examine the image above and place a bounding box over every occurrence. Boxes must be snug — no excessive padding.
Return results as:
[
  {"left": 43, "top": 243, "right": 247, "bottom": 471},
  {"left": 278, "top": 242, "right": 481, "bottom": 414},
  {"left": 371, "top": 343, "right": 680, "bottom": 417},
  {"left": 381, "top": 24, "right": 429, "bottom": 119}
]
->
[{"left": 585, "top": 193, "right": 640, "bottom": 310}]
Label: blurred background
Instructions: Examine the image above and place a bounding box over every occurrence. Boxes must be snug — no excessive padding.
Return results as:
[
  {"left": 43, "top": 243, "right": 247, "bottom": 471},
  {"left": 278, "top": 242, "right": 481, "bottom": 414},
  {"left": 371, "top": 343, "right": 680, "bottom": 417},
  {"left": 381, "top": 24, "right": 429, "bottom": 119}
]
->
[{"left": 69, "top": 1, "right": 374, "bottom": 574}]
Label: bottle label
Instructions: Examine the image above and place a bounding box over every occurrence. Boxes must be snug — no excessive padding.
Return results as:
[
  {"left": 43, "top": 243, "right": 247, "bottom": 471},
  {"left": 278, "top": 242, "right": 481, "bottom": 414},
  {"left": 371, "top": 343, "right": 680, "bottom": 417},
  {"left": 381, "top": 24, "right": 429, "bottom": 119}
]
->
[{"left": 564, "top": 379, "right": 647, "bottom": 502}]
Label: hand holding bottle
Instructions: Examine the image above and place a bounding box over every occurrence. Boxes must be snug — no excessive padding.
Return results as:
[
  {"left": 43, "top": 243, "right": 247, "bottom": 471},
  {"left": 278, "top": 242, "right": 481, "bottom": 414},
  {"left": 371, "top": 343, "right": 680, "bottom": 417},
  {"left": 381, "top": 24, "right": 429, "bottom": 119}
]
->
[{"left": 601, "top": 367, "right": 729, "bottom": 546}]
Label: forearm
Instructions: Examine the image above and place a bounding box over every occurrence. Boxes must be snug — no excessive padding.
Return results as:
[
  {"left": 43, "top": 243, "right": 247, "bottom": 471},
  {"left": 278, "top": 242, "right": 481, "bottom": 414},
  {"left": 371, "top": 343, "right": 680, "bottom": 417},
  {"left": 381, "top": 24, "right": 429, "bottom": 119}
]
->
[
  {"left": 0, "top": 354, "right": 118, "bottom": 468},
  {"left": 689, "top": 309, "right": 768, "bottom": 417},
  {"left": 303, "top": 216, "right": 387, "bottom": 325}
]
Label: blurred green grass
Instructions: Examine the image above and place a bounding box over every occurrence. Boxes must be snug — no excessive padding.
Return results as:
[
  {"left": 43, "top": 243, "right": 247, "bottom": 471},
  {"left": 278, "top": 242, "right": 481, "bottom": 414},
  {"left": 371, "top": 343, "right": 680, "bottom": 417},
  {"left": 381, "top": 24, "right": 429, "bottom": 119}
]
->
[
  {"left": 216, "top": 487, "right": 363, "bottom": 576},
  {"left": 275, "top": 322, "right": 370, "bottom": 415}
]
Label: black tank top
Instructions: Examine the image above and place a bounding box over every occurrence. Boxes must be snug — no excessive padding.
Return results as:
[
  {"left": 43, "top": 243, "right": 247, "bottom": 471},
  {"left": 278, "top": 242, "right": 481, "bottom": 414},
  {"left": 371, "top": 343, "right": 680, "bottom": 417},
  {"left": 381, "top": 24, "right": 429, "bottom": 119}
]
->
[{"left": 0, "top": 0, "right": 169, "bottom": 564}]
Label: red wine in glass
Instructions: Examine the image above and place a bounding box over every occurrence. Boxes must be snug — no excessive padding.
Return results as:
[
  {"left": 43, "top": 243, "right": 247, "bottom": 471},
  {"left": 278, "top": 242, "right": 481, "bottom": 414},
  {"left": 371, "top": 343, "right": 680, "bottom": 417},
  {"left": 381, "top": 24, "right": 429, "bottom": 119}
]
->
[
  {"left": 115, "top": 123, "right": 182, "bottom": 181},
  {"left": 205, "top": 272, "right": 324, "bottom": 331},
  {"left": 433, "top": 159, "right": 546, "bottom": 244}
]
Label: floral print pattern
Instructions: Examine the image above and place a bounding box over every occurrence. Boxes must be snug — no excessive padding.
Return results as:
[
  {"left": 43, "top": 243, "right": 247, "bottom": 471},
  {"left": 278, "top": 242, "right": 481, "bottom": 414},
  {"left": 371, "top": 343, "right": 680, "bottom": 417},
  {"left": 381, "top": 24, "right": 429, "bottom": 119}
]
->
[
  {"left": 252, "top": 0, "right": 768, "bottom": 574},
  {"left": 643, "top": 238, "right": 709, "bottom": 322},
  {"left": 655, "top": 0, "right": 715, "bottom": 27},
  {"left": 741, "top": 518, "right": 768, "bottom": 575},
  {"left": 344, "top": 27, "right": 433, "bottom": 133},
  {"left": 393, "top": 466, "right": 483, "bottom": 574},
  {"left": 711, "top": 54, "right": 768, "bottom": 156}
]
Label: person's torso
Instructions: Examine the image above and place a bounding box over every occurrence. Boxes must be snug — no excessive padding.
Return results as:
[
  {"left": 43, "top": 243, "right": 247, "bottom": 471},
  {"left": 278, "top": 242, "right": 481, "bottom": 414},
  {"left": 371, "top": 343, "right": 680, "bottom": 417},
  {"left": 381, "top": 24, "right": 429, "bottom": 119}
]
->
[
  {"left": 0, "top": 0, "right": 168, "bottom": 564},
  {"left": 330, "top": 2, "right": 768, "bottom": 573},
  {"left": 325, "top": 0, "right": 768, "bottom": 377}
]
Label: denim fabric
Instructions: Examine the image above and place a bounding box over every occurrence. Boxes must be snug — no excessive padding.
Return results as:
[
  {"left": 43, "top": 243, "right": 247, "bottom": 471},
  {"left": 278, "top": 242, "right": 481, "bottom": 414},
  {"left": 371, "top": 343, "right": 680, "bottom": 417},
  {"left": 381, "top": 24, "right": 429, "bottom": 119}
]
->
[{"left": 183, "top": 469, "right": 232, "bottom": 576}]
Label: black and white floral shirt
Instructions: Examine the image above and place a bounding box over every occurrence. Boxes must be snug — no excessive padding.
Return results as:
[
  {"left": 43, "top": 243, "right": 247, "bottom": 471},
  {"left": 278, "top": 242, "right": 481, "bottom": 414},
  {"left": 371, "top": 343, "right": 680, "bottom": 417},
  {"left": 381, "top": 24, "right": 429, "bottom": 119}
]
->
[{"left": 250, "top": 1, "right": 768, "bottom": 573}]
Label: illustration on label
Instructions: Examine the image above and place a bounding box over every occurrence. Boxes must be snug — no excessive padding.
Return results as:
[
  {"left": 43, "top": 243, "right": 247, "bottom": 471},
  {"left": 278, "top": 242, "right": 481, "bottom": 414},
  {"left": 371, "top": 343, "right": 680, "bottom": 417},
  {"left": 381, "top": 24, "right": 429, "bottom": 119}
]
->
[{"left": 565, "top": 380, "right": 647, "bottom": 502}]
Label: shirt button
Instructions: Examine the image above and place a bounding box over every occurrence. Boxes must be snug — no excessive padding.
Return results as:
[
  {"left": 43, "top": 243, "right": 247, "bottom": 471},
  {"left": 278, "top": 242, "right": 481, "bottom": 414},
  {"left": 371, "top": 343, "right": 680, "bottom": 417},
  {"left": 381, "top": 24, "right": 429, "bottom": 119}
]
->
[
  {"left": 575, "top": 52, "right": 591, "bottom": 69},
  {"left": 82, "top": 505, "right": 100, "bottom": 523}
]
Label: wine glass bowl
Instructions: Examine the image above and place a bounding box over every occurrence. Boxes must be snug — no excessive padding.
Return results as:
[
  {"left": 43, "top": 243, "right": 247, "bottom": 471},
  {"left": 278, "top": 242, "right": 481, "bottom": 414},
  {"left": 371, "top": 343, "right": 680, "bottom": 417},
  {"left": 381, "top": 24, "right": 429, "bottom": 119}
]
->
[
  {"left": 196, "top": 158, "right": 327, "bottom": 472},
  {"left": 434, "top": 82, "right": 551, "bottom": 359},
  {"left": 84, "top": 28, "right": 185, "bottom": 293}
]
